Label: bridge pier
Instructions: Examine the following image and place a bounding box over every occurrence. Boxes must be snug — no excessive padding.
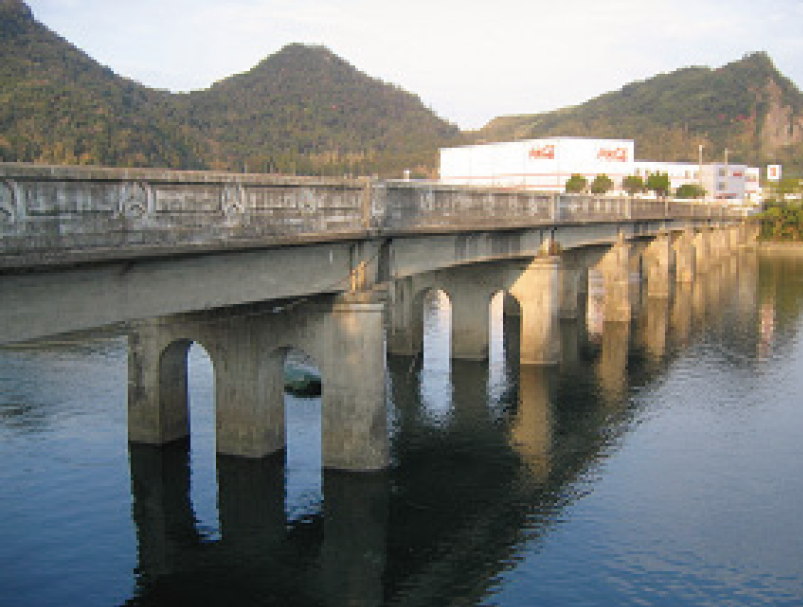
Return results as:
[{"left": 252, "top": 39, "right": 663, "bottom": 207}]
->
[
  {"left": 448, "top": 271, "right": 493, "bottom": 360},
  {"left": 386, "top": 277, "right": 424, "bottom": 358},
  {"left": 559, "top": 255, "right": 583, "bottom": 320},
  {"left": 644, "top": 230, "right": 672, "bottom": 298},
  {"left": 694, "top": 229, "right": 711, "bottom": 275},
  {"left": 596, "top": 235, "right": 632, "bottom": 322},
  {"left": 673, "top": 229, "right": 697, "bottom": 284},
  {"left": 128, "top": 295, "right": 388, "bottom": 471},
  {"left": 323, "top": 296, "right": 388, "bottom": 471},
  {"left": 127, "top": 325, "right": 193, "bottom": 447},
  {"left": 510, "top": 256, "right": 561, "bottom": 365}
]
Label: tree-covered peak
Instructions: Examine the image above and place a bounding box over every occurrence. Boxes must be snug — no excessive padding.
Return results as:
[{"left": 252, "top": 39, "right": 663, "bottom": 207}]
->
[{"left": 0, "top": 0, "right": 33, "bottom": 19}]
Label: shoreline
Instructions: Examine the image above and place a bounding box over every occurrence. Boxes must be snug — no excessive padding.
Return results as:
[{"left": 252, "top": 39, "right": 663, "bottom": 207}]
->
[{"left": 759, "top": 241, "right": 803, "bottom": 254}]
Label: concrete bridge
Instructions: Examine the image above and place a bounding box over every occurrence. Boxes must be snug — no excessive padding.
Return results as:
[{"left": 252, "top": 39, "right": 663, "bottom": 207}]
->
[{"left": 0, "top": 162, "right": 756, "bottom": 471}]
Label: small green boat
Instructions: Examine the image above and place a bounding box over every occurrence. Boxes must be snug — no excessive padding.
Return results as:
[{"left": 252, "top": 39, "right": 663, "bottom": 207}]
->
[{"left": 284, "top": 365, "right": 322, "bottom": 397}]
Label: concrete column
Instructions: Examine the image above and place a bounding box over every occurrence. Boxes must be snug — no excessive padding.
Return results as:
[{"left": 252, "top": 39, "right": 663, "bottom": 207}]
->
[
  {"left": 597, "top": 237, "right": 631, "bottom": 322},
  {"left": 693, "top": 229, "right": 711, "bottom": 275},
  {"left": 560, "top": 318, "right": 582, "bottom": 368},
  {"left": 559, "top": 261, "right": 582, "bottom": 319},
  {"left": 322, "top": 297, "right": 388, "bottom": 471},
  {"left": 510, "top": 257, "right": 561, "bottom": 365},
  {"left": 215, "top": 322, "right": 285, "bottom": 458},
  {"left": 705, "top": 228, "right": 718, "bottom": 265},
  {"left": 714, "top": 226, "right": 730, "bottom": 261},
  {"left": 450, "top": 283, "right": 490, "bottom": 360},
  {"left": 673, "top": 229, "right": 697, "bottom": 283},
  {"left": 128, "top": 323, "right": 191, "bottom": 446},
  {"left": 729, "top": 226, "right": 741, "bottom": 251},
  {"left": 386, "top": 277, "right": 424, "bottom": 357},
  {"left": 503, "top": 292, "right": 522, "bottom": 317},
  {"left": 645, "top": 231, "right": 672, "bottom": 298}
]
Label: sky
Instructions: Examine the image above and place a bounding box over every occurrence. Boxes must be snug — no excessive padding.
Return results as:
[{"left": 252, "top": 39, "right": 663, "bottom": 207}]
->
[{"left": 22, "top": 0, "right": 803, "bottom": 130}]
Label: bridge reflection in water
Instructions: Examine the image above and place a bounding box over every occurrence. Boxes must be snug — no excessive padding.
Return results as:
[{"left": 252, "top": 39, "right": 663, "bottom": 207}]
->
[{"left": 125, "top": 249, "right": 760, "bottom": 607}]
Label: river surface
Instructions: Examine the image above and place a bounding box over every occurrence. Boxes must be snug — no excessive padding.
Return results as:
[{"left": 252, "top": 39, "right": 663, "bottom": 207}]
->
[{"left": 1, "top": 250, "right": 802, "bottom": 606}]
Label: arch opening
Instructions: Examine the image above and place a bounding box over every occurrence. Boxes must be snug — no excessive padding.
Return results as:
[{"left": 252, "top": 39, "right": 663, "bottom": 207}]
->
[
  {"left": 157, "top": 339, "right": 220, "bottom": 541},
  {"left": 489, "top": 291, "right": 518, "bottom": 410},
  {"left": 282, "top": 347, "right": 323, "bottom": 522},
  {"left": 419, "top": 288, "right": 452, "bottom": 423}
]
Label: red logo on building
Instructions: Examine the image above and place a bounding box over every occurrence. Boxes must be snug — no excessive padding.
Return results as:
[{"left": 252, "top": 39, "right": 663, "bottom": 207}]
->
[
  {"left": 529, "top": 144, "right": 555, "bottom": 160},
  {"left": 597, "top": 147, "right": 628, "bottom": 162}
]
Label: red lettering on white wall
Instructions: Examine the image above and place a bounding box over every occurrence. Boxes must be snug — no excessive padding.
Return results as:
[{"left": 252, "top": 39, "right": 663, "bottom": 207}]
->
[
  {"left": 529, "top": 145, "right": 555, "bottom": 160},
  {"left": 597, "top": 148, "right": 629, "bottom": 162}
]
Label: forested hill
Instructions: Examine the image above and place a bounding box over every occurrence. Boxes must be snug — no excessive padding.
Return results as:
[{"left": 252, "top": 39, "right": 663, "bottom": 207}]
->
[
  {"left": 476, "top": 52, "right": 803, "bottom": 172},
  {"left": 179, "top": 44, "right": 464, "bottom": 176},
  {"left": 0, "top": 0, "right": 205, "bottom": 168},
  {"left": 0, "top": 0, "right": 463, "bottom": 176},
  {"left": 5, "top": 0, "right": 803, "bottom": 177}
]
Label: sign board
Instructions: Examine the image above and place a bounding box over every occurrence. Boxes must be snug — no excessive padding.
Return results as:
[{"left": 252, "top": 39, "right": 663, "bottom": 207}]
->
[{"left": 768, "top": 165, "right": 782, "bottom": 181}]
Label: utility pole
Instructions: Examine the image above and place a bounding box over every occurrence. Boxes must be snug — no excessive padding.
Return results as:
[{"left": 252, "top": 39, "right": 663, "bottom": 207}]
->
[{"left": 698, "top": 144, "right": 704, "bottom": 203}]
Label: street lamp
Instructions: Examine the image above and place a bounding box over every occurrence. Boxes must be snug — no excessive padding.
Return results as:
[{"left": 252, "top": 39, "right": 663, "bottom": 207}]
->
[{"left": 698, "top": 144, "right": 704, "bottom": 203}]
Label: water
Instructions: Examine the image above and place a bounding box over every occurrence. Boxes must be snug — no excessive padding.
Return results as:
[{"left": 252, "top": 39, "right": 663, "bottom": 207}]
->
[{"left": 1, "top": 251, "right": 802, "bottom": 606}]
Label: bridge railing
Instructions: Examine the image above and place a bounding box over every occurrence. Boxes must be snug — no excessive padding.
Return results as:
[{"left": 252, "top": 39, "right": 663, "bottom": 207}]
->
[
  {"left": 380, "top": 182, "right": 555, "bottom": 232},
  {"left": 0, "top": 163, "right": 749, "bottom": 268},
  {"left": 0, "top": 164, "right": 372, "bottom": 267}
]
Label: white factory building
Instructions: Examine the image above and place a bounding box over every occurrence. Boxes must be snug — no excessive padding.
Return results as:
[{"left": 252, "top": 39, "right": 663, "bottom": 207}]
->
[{"left": 439, "top": 137, "right": 760, "bottom": 203}]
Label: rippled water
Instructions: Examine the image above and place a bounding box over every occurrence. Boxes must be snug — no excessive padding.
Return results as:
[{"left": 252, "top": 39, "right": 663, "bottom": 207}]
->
[{"left": 1, "top": 250, "right": 802, "bottom": 606}]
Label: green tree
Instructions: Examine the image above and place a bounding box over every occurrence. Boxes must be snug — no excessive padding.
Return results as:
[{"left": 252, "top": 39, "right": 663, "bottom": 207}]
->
[
  {"left": 646, "top": 172, "right": 671, "bottom": 197},
  {"left": 622, "top": 175, "right": 645, "bottom": 195},
  {"left": 767, "top": 177, "right": 803, "bottom": 203},
  {"left": 590, "top": 174, "right": 614, "bottom": 195},
  {"left": 565, "top": 173, "right": 588, "bottom": 193},
  {"left": 675, "top": 183, "right": 706, "bottom": 199}
]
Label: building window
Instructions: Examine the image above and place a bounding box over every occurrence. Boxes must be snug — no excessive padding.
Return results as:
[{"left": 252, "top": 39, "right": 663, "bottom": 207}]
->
[
  {"left": 718, "top": 168, "right": 727, "bottom": 177},
  {"left": 718, "top": 181, "right": 727, "bottom": 191}
]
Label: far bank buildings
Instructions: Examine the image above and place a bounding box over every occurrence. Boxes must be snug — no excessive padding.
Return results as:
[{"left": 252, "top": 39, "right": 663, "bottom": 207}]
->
[{"left": 439, "top": 137, "right": 763, "bottom": 205}]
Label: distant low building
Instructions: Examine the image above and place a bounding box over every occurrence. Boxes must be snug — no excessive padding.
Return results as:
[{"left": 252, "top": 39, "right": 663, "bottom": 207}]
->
[{"left": 439, "top": 137, "right": 759, "bottom": 204}]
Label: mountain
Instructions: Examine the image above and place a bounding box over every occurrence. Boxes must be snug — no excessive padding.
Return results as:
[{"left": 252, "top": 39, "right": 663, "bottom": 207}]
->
[
  {"left": 0, "top": 1, "right": 463, "bottom": 176},
  {"left": 178, "top": 43, "right": 464, "bottom": 176},
  {"left": 0, "top": 0, "right": 205, "bottom": 168},
  {"left": 5, "top": 0, "right": 803, "bottom": 177},
  {"left": 476, "top": 53, "right": 803, "bottom": 172}
]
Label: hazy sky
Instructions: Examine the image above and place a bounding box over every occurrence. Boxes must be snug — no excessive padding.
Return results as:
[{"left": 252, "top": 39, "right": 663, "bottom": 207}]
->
[{"left": 23, "top": 0, "right": 803, "bottom": 130}]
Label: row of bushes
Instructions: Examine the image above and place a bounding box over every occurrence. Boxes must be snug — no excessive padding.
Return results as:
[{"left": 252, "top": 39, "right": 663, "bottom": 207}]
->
[
  {"left": 759, "top": 203, "right": 803, "bottom": 241},
  {"left": 564, "top": 172, "right": 705, "bottom": 198}
]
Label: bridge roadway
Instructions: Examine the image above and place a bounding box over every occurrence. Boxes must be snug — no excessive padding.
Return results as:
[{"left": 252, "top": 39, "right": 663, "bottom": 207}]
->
[{"left": 0, "top": 162, "right": 754, "bottom": 470}]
